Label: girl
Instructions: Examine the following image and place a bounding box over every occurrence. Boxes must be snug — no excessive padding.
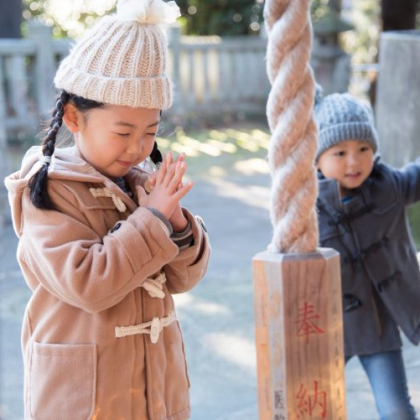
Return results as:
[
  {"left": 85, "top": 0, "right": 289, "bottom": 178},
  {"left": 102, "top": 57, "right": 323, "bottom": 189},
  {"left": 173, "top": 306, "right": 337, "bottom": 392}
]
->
[
  {"left": 5, "top": 1, "right": 210, "bottom": 419},
  {"left": 315, "top": 90, "right": 420, "bottom": 420}
]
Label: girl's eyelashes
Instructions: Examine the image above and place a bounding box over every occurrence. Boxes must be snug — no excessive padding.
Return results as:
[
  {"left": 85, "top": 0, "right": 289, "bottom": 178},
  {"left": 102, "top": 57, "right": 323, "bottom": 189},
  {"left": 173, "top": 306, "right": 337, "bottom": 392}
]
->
[{"left": 113, "top": 130, "right": 158, "bottom": 138}]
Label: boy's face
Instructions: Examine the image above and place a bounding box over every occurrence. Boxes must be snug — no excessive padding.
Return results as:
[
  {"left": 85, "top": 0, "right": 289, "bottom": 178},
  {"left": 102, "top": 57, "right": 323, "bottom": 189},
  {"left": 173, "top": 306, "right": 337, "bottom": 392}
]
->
[{"left": 317, "top": 140, "right": 374, "bottom": 191}]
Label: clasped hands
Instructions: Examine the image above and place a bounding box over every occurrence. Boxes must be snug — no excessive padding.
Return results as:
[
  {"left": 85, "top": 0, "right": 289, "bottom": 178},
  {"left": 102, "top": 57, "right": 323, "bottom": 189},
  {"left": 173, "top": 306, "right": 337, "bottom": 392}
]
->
[{"left": 137, "top": 152, "right": 193, "bottom": 232}]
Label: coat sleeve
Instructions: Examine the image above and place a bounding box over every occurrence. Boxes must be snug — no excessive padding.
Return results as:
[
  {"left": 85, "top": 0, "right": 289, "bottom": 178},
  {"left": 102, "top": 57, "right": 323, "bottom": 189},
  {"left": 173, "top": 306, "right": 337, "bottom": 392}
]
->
[
  {"left": 391, "top": 158, "right": 420, "bottom": 205},
  {"left": 20, "top": 180, "right": 179, "bottom": 313},
  {"left": 164, "top": 208, "right": 210, "bottom": 294}
]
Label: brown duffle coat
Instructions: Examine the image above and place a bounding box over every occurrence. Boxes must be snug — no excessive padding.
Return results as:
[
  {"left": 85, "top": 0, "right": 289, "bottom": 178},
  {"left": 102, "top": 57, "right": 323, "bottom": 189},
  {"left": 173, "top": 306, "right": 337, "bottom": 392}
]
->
[{"left": 5, "top": 146, "right": 210, "bottom": 420}]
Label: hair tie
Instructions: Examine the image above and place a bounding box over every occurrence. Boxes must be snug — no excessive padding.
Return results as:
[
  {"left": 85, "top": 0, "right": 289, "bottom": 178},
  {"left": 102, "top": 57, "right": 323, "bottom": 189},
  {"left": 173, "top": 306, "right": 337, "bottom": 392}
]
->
[{"left": 40, "top": 156, "right": 52, "bottom": 165}]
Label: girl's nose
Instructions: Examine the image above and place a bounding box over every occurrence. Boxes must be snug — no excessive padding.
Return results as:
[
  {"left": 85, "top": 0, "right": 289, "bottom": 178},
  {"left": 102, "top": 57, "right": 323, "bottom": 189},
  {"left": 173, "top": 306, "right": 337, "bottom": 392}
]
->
[{"left": 126, "top": 138, "right": 141, "bottom": 155}]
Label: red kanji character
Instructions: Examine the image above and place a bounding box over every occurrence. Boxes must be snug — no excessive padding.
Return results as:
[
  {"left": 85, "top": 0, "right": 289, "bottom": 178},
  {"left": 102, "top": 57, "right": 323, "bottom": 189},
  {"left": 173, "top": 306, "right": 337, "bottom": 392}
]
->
[
  {"left": 296, "top": 302, "right": 325, "bottom": 343},
  {"left": 295, "top": 380, "right": 327, "bottom": 419}
]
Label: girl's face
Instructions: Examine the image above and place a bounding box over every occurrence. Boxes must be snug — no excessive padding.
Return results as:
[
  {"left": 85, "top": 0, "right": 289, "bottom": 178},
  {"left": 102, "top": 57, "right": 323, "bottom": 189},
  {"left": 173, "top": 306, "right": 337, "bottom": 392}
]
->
[
  {"left": 317, "top": 140, "right": 374, "bottom": 192},
  {"left": 65, "top": 104, "right": 160, "bottom": 179}
]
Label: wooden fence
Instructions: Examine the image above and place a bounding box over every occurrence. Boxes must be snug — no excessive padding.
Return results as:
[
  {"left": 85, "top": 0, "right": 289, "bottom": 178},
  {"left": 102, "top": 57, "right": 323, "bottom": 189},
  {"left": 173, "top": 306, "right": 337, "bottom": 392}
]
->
[{"left": 0, "top": 21, "right": 270, "bottom": 142}]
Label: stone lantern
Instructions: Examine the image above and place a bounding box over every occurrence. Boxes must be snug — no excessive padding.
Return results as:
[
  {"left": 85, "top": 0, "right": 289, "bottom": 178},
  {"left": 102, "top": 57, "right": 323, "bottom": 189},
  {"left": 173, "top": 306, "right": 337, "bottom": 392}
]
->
[{"left": 311, "top": 7, "right": 353, "bottom": 94}]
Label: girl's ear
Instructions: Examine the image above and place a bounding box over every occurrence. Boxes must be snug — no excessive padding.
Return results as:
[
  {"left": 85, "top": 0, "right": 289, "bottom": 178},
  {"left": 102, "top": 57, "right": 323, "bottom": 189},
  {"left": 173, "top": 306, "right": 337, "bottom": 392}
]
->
[{"left": 62, "top": 103, "right": 82, "bottom": 133}]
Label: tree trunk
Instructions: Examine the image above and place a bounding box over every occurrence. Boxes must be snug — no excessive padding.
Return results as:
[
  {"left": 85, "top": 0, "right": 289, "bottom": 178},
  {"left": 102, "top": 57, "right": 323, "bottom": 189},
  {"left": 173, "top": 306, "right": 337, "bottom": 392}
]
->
[
  {"left": 381, "top": 0, "right": 418, "bottom": 31},
  {"left": 0, "top": 0, "right": 22, "bottom": 38}
]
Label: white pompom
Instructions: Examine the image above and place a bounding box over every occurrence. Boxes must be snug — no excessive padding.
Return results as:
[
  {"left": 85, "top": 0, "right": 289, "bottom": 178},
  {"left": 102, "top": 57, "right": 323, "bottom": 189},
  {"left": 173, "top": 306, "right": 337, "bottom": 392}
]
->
[{"left": 117, "top": 0, "right": 181, "bottom": 25}]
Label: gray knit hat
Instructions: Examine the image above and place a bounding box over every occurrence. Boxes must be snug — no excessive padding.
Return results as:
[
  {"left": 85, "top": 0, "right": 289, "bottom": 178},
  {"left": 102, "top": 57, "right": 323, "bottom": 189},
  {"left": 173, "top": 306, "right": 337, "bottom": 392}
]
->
[
  {"left": 54, "top": 0, "right": 180, "bottom": 110},
  {"left": 314, "top": 90, "right": 379, "bottom": 161}
]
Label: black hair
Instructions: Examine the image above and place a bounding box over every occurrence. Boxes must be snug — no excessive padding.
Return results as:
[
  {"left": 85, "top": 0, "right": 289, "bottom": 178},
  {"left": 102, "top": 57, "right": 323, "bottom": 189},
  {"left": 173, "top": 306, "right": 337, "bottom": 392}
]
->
[
  {"left": 149, "top": 109, "right": 163, "bottom": 166},
  {"left": 29, "top": 90, "right": 163, "bottom": 210},
  {"left": 150, "top": 140, "right": 163, "bottom": 166}
]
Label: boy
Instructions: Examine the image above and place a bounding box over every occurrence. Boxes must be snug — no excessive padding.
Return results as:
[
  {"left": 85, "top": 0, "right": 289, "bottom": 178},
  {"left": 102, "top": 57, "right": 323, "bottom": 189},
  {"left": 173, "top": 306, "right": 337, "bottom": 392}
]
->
[{"left": 315, "top": 91, "right": 420, "bottom": 419}]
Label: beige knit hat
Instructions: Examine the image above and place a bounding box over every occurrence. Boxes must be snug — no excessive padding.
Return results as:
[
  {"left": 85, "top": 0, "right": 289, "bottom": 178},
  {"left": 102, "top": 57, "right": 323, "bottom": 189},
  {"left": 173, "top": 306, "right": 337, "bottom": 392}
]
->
[{"left": 54, "top": 0, "right": 180, "bottom": 110}]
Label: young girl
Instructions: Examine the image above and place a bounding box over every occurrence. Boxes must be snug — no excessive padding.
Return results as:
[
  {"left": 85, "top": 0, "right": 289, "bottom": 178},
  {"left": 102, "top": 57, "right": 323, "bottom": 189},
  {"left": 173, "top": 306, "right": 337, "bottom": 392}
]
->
[
  {"left": 315, "top": 90, "right": 420, "bottom": 420},
  {"left": 5, "top": 1, "right": 210, "bottom": 419}
]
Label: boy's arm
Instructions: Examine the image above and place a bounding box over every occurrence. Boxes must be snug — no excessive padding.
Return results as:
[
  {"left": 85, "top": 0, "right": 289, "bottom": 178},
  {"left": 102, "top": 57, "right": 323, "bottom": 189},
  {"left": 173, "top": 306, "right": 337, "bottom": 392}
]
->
[
  {"left": 163, "top": 208, "right": 210, "bottom": 294},
  {"left": 391, "top": 158, "right": 420, "bottom": 205}
]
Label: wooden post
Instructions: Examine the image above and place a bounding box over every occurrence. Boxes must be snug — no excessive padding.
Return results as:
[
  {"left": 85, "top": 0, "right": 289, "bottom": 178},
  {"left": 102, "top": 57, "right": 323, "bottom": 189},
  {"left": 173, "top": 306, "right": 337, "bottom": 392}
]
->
[
  {"left": 376, "top": 31, "right": 420, "bottom": 168},
  {"left": 253, "top": 249, "right": 346, "bottom": 419}
]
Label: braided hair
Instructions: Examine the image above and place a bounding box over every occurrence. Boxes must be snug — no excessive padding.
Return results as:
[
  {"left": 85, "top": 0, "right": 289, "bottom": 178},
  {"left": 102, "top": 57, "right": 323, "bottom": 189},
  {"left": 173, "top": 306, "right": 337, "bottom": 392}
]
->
[
  {"left": 29, "top": 90, "right": 163, "bottom": 210},
  {"left": 29, "top": 91, "right": 71, "bottom": 210}
]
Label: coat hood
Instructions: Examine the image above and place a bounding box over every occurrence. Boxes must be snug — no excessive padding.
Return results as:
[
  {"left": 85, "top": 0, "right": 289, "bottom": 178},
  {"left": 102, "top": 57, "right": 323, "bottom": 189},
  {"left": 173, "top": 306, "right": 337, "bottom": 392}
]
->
[{"left": 4, "top": 146, "right": 149, "bottom": 237}]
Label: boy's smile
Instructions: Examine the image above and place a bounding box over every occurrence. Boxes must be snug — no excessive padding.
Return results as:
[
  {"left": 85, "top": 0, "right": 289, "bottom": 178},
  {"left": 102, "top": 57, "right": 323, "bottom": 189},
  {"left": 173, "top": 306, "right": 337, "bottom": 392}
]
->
[{"left": 317, "top": 139, "right": 375, "bottom": 194}]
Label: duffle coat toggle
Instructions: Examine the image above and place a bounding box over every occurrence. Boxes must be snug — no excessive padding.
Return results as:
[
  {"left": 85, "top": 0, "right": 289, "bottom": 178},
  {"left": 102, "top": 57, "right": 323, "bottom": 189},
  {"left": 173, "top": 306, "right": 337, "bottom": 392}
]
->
[
  {"left": 115, "top": 311, "right": 177, "bottom": 342},
  {"left": 343, "top": 237, "right": 389, "bottom": 267},
  {"left": 89, "top": 187, "right": 127, "bottom": 212},
  {"left": 141, "top": 271, "right": 166, "bottom": 299}
]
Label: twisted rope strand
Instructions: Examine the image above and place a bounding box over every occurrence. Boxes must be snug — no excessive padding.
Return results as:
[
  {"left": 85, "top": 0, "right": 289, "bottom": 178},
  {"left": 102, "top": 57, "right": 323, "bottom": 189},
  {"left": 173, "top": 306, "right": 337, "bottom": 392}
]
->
[{"left": 265, "top": 0, "right": 318, "bottom": 253}]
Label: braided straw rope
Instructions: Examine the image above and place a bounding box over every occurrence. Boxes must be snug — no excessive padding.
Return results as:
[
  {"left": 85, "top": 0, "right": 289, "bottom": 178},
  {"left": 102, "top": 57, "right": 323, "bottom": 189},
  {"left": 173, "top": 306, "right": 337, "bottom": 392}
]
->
[{"left": 264, "top": 0, "right": 318, "bottom": 253}]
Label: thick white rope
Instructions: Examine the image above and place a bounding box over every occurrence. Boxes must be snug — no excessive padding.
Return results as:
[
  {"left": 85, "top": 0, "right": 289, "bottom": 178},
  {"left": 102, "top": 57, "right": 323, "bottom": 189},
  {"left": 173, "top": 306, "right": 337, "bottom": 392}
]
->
[{"left": 264, "top": 0, "right": 318, "bottom": 253}]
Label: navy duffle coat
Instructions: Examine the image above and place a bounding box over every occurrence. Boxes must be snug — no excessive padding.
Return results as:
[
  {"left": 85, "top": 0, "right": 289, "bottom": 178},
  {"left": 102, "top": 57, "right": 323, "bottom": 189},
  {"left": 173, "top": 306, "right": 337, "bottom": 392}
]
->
[{"left": 317, "top": 159, "right": 420, "bottom": 357}]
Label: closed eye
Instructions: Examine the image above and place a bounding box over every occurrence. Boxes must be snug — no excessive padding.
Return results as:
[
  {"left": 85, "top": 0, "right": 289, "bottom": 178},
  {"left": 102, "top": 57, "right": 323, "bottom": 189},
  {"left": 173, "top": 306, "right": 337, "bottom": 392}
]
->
[{"left": 115, "top": 132, "right": 130, "bottom": 138}]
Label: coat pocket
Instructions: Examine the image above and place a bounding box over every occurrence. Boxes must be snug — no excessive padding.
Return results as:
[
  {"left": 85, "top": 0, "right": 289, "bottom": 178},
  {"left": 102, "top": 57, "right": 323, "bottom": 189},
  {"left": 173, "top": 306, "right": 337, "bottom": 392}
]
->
[{"left": 29, "top": 342, "right": 96, "bottom": 420}]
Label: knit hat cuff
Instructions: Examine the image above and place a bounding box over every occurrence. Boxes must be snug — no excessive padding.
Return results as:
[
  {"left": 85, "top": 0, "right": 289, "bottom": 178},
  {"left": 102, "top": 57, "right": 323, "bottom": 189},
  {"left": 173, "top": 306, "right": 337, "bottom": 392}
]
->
[
  {"left": 316, "top": 122, "right": 378, "bottom": 161},
  {"left": 54, "top": 62, "right": 172, "bottom": 110}
]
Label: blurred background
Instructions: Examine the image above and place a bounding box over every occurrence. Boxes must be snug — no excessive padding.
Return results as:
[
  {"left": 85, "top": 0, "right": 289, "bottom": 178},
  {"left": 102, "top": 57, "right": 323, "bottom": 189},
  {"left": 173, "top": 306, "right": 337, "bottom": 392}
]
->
[{"left": 1, "top": 0, "right": 420, "bottom": 419}]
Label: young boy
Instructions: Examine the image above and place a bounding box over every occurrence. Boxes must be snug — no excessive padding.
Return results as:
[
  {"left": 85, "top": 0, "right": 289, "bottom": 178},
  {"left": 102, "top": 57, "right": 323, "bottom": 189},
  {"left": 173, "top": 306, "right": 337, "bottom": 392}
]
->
[{"left": 315, "top": 91, "right": 420, "bottom": 419}]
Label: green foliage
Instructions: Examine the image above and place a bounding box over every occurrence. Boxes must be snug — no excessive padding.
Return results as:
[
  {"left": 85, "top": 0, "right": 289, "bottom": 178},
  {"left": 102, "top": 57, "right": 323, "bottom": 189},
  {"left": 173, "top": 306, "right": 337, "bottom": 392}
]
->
[
  {"left": 22, "top": 0, "right": 262, "bottom": 37},
  {"left": 22, "top": 0, "right": 419, "bottom": 40},
  {"left": 341, "top": 0, "right": 380, "bottom": 65},
  {"left": 176, "top": 0, "right": 263, "bottom": 36},
  {"left": 311, "top": 0, "right": 330, "bottom": 22},
  {"left": 22, "top": 0, "right": 115, "bottom": 38},
  {"left": 408, "top": 204, "right": 420, "bottom": 250}
]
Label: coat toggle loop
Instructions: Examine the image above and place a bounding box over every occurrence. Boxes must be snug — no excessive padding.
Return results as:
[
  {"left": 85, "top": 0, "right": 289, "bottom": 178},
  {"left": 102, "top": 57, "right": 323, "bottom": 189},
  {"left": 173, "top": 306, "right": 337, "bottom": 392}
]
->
[
  {"left": 89, "top": 187, "right": 127, "bottom": 212},
  {"left": 115, "top": 311, "right": 177, "bottom": 343}
]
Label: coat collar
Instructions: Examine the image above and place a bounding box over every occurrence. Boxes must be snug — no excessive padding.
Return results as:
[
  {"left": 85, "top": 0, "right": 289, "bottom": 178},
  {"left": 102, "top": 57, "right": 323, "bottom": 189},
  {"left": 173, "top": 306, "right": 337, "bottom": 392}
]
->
[
  {"left": 317, "top": 168, "right": 376, "bottom": 216},
  {"left": 4, "top": 145, "right": 152, "bottom": 234}
]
